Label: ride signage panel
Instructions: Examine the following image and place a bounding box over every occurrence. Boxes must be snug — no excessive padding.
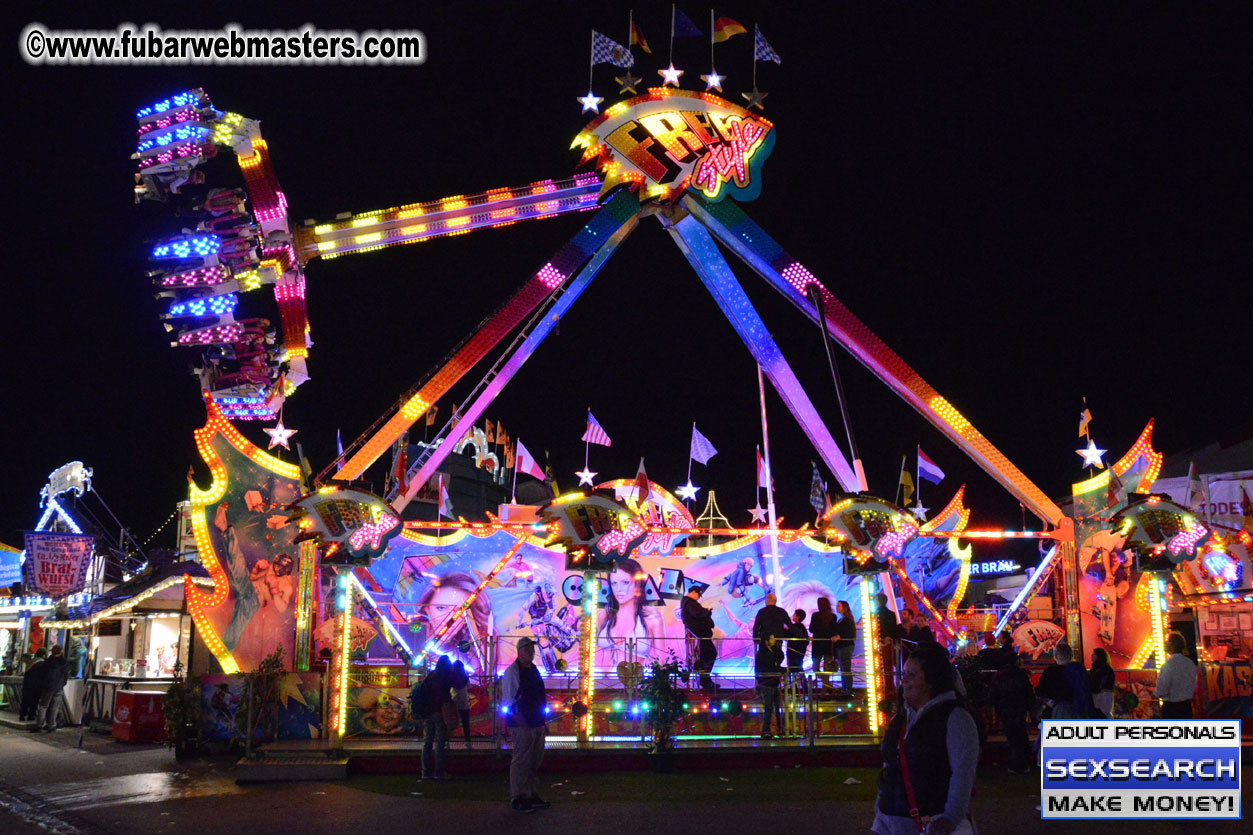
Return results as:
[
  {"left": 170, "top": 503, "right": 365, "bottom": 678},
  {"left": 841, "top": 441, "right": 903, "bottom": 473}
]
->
[
  {"left": 573, "top": 89, "right": 775, "bottom": 202},
  {"left": 21, "top": 532, "right": 94, "bottom": 598}
]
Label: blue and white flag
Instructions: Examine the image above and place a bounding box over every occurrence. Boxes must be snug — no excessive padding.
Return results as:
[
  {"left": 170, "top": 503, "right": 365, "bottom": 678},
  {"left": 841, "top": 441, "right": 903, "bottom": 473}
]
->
[
  {"left": 592, "top": 31, "right": 634, "bottom": 67},
  {"left": 809, "top": 462, "right": 827, "bottom": 515},
  {"left": 689, "top": 425, "right": 718, "bottom": 465},
  {"left": 754, "top": 26, "right": 782, "bottom": 64}
]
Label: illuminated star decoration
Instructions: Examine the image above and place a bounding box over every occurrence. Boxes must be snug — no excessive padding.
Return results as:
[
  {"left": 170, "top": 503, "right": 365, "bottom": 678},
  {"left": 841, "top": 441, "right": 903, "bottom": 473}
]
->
[
  {"left": 675, "top": 481, "right": 700, "bottom": 502},
  {"left": 615, "top": 71, "right": 642, "bottom": 95},
  {"left": 1076, "top": 439, "right": 1107, "bottom": 468},
  {"left": 742, "top": 87, "right": 768, "bottom": 111},
  {"left": 264, "top": 420, "right": 297, "bottom": 450},
  {"left": 575, "top": 466, "right": 598, "bottom": 487},
  {"left": 658, "top": 64, "right": 684, "bottom": 87},
  {"left": 700, "top": 70, "right": 725, "bottom": 92},
  {"left": 748, "top": 503, "right": 768, "bottom": 524},
  {"left": 577, "top": 91, "right": 603, "bottom": 114},
  {"left": 912, "top": 503, "right": 929, "bottom": 522}
]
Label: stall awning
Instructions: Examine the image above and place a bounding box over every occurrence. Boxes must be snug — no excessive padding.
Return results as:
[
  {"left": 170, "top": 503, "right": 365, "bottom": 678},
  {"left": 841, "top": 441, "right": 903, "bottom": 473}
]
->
[{"left": 40, "top": 561, "right": 212, "bottom": 630}]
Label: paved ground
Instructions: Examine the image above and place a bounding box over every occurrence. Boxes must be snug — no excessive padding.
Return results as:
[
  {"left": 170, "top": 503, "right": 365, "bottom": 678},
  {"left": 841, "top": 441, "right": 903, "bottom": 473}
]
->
[{"left": 0, "top": 726, "right": 1247, "bottom": 834}]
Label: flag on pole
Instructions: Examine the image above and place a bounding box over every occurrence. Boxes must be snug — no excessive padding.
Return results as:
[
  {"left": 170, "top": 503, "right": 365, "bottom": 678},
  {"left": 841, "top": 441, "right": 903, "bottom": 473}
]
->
[
  {"left": 504, "top": 441, "right": 516, "bottom": 469},
  {"left": 1185, "top": 461, "right": 1206, "bottom": 509},
  {"left": 582, "top": 410, "right": 613, "bottom": 446},
  {"left": 634, "top": 458, "right": 651, "bottom": 505},
  {"left": 485, "top": 419, "right": 495, "bottom": 443},
  {"left": 756, "top": 445, "right": 772, "bottom": 489},
  {"left": 498, "top": 425, "right": 508, "bottom": 449},
  {"left": 438, "top": 476, "right": 454, "bottom": 519},
  {"left": 1106, "top": 466, "right": 1125, "bottom": 508},
  {"left": 592, "top": 31, "right": 634, "bottom": 67},
  {"left": 899, "top": 469, "right": 915, "bottom": 507},
  {"left": 753, "top": 25, "right": 781, "bottom": 64},
  {"left": 630, "top": 19, "right": 651, "bottom": 53},
  {"left": 673, "top": 8, "right": 703, "bottom": 37},
  {"left": 808, "top": 462, "right": 827, "bottom": 515},
  {"left": 1078, "top": 407, "right": 1092, "bottom": 438},
  {"left": 916, "top": 447, "right": 945, "bottom": 485},
  {"left": 712, "top": 17, "right": 747, "bottom": 43},
  {"left": 514, "top": 439, "right": 546, "bottom": 480},
  {"left": 690, "top": 425, "right": 718, "bottom": 465},
  {"left": 336, "top": 429, "right": 344, "bottom": 459},
  {"left": 393, "top": 444, "right": 408, "bottom": 494},
  {"left": 1240, "top": 485, "right": 1253, "bottom": 523},
  {"left": 426, "top": 403, "right": 438, "bottom": 427}
]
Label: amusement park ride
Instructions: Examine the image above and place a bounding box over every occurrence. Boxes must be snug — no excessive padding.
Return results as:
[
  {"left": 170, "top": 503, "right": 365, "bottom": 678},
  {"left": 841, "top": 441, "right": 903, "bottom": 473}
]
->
[{"left": 131, "top": 44, "right": 1220, "bottom": 745}]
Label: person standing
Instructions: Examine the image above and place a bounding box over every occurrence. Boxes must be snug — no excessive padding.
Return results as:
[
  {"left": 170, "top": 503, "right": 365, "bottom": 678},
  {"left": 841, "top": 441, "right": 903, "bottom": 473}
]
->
[
  {"left": 834, "top": 600, "right": 857, "bottom": 696},
  {"left": 754, "top": 637, "right": 783, "bottom": 740},
  {"left": 1088, "top": 648, "right": 1116, "bottom": 718},
  {"left": 1035, "top": 642, "right": 1096, "bottom": 719},
  {"left": 20, "top": 648, "right": 47, "bottom": 723},
  {"left": 681, "top": 586, "right": 717, "bottom": 691},
  {"left": 411, "top": 655, "right": 452, "bottom": 780},
  {"left": 873, "top": 642, "right": 979, "bottom": 835},
  {"left": 991, "top": 651, "right": 1036, "bottom": 774},
  {"left": 876, "top": 593, "right": 901, "bottom": 704},
  {"left": 809, "top": 597, "right": 837, "bottom": 689},
  {"left": 450, "top": 659, "right": 472, "bottom": 750},
  {"left": 502, "top": 637, "right": 550, "bottom": 813},
  {"left": 785, "top": 609, "right": 810, "bottom": 673},
  {"left": 752, "top": 593, "right": 792, "bottom": 667},
  {"left": 1154, "top": 632, "right": 1198, "bottom": 719},
  {"left": 35, "top": 645, "right": 68, "bottom": 733}
]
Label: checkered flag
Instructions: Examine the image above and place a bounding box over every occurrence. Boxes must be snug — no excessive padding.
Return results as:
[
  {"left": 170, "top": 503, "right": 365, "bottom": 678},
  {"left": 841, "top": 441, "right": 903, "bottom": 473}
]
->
[
  {"left": 592, "top": 31, "right": 634, "bottom": 68},
  {"left": 754, "top": 26, "right": 781, "bottom": 65}
]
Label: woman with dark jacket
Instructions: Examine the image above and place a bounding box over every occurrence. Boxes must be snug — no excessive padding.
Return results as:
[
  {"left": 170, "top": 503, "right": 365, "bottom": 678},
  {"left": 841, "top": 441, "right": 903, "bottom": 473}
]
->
[
  {"left": 834, "top": 600, "right": 857, "bottom": 695},
  {"left": 873, "top": 642, "right": 979, "bottom": 835},
  {"left": 809, "top": 597, "right": 837, "bottom": 688}
]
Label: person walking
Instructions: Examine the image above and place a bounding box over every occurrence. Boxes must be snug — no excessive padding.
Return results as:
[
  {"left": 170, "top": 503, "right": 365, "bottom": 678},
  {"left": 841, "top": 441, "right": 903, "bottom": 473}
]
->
[
  {"left": 410, "top": 655, "right": 452, "bottom": 780},
  {"left": 834, "top": 600, "right": 857, "bottom": 696},
  {"left": 873, "top": 642, "right": 979, "bottom": 835},
  {"left": 502, "top": 637, "right": 550, "bottom": 813},
  {"left": 1154, "top": 632, "right": 1198, "bottom": 719},
  {"left": 991, "top": 651, "right": 1036, "bottom": 774},
  {"left": 450, "top": 659, "right": 472, "bottom": 750},
  {"left": 809, "top": 597, "right": 837, "bottom": 689},
  {"left": 1088, "top": 648, "right": 1116, "bottom": 718},
  {"left": 681, "top": 586, "right": 717, "bottom": 691},
  {"left": 754, "top": 637, "right": 783, "bottom": 740},
  {"left": 35, "top": 645, "right": 69, "bottom": 732},
  {"left": 19, "top": 648, "right": 47, "bottom": 724}
]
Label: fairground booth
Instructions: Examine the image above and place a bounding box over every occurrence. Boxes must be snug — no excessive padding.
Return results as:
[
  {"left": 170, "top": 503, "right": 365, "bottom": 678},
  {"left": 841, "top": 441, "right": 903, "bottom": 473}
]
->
[{"left": 113, "top": 76, "right": 1250, "bottom": 758}]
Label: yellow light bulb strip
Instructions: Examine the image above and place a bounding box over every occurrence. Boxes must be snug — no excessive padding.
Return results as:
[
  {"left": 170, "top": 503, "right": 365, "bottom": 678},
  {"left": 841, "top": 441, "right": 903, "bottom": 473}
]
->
[{"left": 861, "top": 578, "right": 881, "bottom": 737}]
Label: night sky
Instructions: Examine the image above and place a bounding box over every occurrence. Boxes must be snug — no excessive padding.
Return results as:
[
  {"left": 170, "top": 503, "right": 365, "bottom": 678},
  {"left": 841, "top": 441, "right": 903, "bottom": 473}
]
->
[{"left": 3, "top": 2, "right": 1250, "bottom": 552}]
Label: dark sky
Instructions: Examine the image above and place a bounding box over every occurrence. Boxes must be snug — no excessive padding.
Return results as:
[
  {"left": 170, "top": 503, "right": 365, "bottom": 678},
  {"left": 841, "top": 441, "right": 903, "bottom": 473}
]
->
[{"left": 3, "top": 2, "right": 1250, "bottom": 551}]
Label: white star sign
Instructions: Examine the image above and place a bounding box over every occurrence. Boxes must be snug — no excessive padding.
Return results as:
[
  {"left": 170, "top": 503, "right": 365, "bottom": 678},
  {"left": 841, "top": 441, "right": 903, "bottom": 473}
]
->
[
  {"left": 676, "top": 481, "right": 699, "bottom": 502},
  {"left": 264, "top": 420, "right": 297, "bottom": 450},
  {"left": 1076, "top": 439, "right": 1107, "bottom": 469},
  {"left": 911, "top": 504, "right": 929, "bottom": 522},
  {"left": 748, "top": 503, "right": 768, "bottom": 524},
  {"left": 575, "top": 466, "right": 598, "bottom": 487},
  {"left": 658, "top": 65, "right": 684, "bottom": 87},
  {"left": 577, "top": 91, "right": 604, "bottom": 114}
]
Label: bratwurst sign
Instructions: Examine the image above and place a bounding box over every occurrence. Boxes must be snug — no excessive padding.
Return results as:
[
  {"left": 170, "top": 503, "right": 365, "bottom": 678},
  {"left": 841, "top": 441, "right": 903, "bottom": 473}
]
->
[{"left": 22, "top": 531, "right": 95, "bottom": 598}]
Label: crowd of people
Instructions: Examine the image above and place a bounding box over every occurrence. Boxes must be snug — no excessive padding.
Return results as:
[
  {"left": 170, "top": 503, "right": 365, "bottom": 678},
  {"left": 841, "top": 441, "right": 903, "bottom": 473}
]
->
[{"left": 18, "top": 645, "right": 70, "bottom": 732}]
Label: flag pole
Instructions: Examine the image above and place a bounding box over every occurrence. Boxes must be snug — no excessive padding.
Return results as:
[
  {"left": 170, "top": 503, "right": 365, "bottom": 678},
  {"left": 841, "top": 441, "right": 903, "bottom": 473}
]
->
[
  {"left": 669, "top": 3, "right": 676, "bottom": 65},
  {"left": 627, "top": 9, "right": 633, "bottom": 52},
  {"left": 894, "top": 455, "right": 906, "bottom": 506},
  {"left": 510, "top": 450, "right": 518, "bottom": 504},
  {"left": 752, "top": 25, "right": 758, "bottom": 89},
  {"left": 757, "top": 365, "right": 781, "bottom": 595},
  {"left": 709, "top": 9, "right": 715, "bottom": 72},
  {"left": 686, "top": 422, "right": 694, "bottom": 485},
  {"left": 584, "top": 409, "right": 590, "bottom": 472},
  {"left": 915, "top": 447, "right": 921, "bottom": 513}
]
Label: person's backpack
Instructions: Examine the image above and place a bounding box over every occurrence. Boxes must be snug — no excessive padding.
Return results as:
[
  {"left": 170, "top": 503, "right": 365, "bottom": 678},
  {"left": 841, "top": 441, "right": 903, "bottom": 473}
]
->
[{"left": 409, "top": 675, "right": 439, "bottom": 719}]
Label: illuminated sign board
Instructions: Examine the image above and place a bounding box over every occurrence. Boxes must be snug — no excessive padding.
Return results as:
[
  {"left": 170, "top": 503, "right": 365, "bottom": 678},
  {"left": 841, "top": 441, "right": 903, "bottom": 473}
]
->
[
  {"left": 572, "top": 89, "right": 775, "bottom": 202},
  {"left": 818, "top": 495, "right": 918, "bottom": 575},
  {"left": 969, "top": 559, "right": 1022, "bottom": 577},
  {"left": 540, "top": 493, "right": 647, "bottom": 571},
  {"left": 1110, "top": 495, "right": 1208, "bottom": 573},
  {"left": 291, "top": 486, "right": 401, "bottom": 565}
]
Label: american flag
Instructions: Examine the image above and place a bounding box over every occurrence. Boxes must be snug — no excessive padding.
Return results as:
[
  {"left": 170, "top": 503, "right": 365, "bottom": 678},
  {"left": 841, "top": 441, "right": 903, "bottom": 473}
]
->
[
  {"left": 753, "top": 26, "right": 781, "bottom": 65},
  {"left": 591, "top": 31, "right": 633, "bottom": 68},
  {"left": 582, "top": 410, "right": 612, "bottom": 447}
]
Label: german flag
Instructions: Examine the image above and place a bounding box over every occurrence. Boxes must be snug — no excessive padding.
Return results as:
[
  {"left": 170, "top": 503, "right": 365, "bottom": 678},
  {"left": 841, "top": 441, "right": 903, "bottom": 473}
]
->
[
  {"left": 712, "top": 17, "right": 747, "bottom": 43},
  {"left": 630, "top": 20, "right": 651, "bottom": 54}
]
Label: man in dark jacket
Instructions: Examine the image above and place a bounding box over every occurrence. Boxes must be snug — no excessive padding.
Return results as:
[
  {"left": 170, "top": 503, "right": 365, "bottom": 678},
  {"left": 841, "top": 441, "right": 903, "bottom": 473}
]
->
[
  {"left": 502, "top": 637, "right": 550, "bottom": 813},
  {"left": 991, "top": 651, "right": 1036, "bottom": 773},
  {"left": 752, "top": 594, "right": 791, "bottom": 666},
  {"left": 35, "top": 645, "right": 69, "bottom": 732},
  {"left": 754, "top": 639, "right": 783, "bottom": 739},
  {"left": 20, "top": 648, "right": 47, "bottom": 722},
  {"left": 809, "top": 598, "right": 837, "bottom": 689},
  {"left": 681, "top": 586, "right": 717, "bottom": 690}
]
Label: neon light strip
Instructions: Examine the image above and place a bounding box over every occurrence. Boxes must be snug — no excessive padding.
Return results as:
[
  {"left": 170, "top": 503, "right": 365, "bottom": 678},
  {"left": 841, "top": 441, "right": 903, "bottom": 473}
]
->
[
  {"left": 293, "top": 540, "right": 316, "bottom": 672},
  {"left": 994, "top": 545, "right": 1059, "bottom": 636},
  {"left": 1147, "top": 576, "right": 1167, "bottom": 668},
  {"left": 393, "top": 201, "right": 640, "bottom": 509},
  {"left": 330, "top": 572, "right": 352, "bottom": 741},
  {"left": 39, "top": 575, "right": 214, "bottom": 630},
  {"left": 861, "top": 578, "right": 881, "bottom": 737},
  {"left": 684, "top": 196, "right": 1063, "bottom": 527},
  {"left": 666, "top": 213, "right": 859, "bottom": 491},
  {"left": 579, "top": 575, "right": 599, "bottom": 743},
  {"left": 348, "top": 572, "right": 413, "bottom": 660}
]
